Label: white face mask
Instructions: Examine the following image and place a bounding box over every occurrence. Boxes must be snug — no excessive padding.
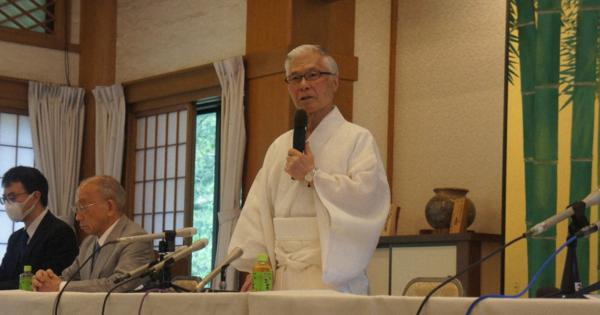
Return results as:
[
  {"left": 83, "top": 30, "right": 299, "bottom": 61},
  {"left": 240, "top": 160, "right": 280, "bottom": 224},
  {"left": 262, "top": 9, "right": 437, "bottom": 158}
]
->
[{"left": 5, "top": 193, "right": 36, "bottom": 222}]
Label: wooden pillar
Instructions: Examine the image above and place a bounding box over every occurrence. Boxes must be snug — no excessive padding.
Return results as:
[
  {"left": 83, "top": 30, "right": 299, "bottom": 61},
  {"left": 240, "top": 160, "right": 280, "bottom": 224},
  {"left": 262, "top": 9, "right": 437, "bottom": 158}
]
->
[
  {"left": 244, "top": 0, "right": 357, "bottom": 196},
  {"left": 78, "top": 0, "right": 117, "bottom": 179}
]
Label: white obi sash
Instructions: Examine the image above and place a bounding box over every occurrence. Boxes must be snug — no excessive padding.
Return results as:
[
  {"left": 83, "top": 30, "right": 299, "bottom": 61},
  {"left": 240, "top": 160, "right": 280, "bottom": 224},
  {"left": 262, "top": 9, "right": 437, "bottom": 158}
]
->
[{"left": 272, "top": 217, "right": 333, "bottom": 290}]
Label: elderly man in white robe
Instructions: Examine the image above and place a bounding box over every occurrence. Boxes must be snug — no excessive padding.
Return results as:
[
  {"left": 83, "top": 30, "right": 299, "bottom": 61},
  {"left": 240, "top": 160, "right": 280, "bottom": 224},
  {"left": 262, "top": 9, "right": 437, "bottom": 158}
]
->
[{"left": 228, "top": 44, "right": 390, "bottom": 294}]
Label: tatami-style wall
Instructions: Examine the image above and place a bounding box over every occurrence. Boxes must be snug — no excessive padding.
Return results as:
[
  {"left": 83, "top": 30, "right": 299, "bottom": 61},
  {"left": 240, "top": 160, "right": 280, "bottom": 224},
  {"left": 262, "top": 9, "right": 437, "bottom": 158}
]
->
[
  {"left": 353, "top": 0, "right": 391, "bottom": 168},
  {"left": 393, "top": 0, "right": 506, "bottom": 235},
  {"left": 116, "top": 0, "right": 246, "bottom": 83}
]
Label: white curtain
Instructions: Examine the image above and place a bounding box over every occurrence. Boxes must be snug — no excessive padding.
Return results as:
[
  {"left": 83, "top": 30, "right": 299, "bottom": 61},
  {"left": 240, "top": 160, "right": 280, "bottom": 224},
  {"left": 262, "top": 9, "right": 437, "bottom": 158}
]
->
[
  {"left": 213, "top": 56, "right": 246, "bottom": 289},
  {"left": 28, "top": 81, "right": 85, "bottom": 226},
  {"left": 93, "top": 84, "right": 126, "bottom": 181}
]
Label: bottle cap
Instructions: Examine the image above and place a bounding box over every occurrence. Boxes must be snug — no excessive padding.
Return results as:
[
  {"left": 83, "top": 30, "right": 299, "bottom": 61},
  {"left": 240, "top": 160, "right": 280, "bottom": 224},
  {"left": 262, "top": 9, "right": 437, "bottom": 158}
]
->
[
  {"left": 257, "top": 253, "right": 269, "bottom": 263},
  {"left": 23, "top": 265, "right": 32, "bottom": 273}
]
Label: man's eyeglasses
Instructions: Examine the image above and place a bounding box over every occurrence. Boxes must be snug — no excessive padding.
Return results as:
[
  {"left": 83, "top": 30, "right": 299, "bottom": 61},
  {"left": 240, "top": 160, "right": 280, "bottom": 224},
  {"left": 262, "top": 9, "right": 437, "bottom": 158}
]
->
[
  {"left": 0, "top": 192, "right": 29, "bottom": 205},
  {"left": 284, "top": 70, "right": 336, "bottom": 85},
  {"left": 71, "top": 203, "right": 97, "bottom": 214}
]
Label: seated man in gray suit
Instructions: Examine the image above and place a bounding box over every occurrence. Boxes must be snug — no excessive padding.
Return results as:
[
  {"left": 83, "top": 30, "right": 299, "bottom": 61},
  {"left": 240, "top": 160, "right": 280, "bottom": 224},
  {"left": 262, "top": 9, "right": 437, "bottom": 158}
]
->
[{"left": 32, "top": 176, "right": 154, "bottom": 292}]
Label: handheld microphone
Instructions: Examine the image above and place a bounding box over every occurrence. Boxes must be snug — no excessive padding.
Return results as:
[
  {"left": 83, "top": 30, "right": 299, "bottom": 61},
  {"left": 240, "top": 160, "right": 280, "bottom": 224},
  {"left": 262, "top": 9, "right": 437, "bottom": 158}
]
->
[
  {"left": 148, "top": 238, "right": 209, "bottom": 274},
  {"left": 293, "top": 109, "right": 308, "bottom": 152},
  {"left": 115, "top": 227, "right": 197, "bottom": 243},
  {"left": 575, "top": 221, "right": 600, "bottom": 239},
  {"left": 526, "top": 189, "right": 600, "bottom": 236},
  {"left": 195, "top": 247, "right": 243, "bottom": 291},
  {"left": 114, "top": 245, "right": 190, "bottom": 283}
]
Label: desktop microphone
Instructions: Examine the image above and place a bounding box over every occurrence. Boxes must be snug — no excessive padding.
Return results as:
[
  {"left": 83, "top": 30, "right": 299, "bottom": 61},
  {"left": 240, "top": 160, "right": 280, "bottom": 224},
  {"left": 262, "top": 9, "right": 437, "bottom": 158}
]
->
[
  {"left": 575, "top": 220, "right": 600, "bottom": 239},
  {"left": 114, "top": 245, "right": 190, "bottom": 283},
  {"left": 526, "top": 189, "right": 600, "bottom": 236},
  {"left": 148, "top": 238, "right": 209, "bottom": 274},
  {"left": 115, "top": 227, "right": 197, "bottom": 243},
  {"left": 195, "top": 247, "right": 243, "bottom": 291}
]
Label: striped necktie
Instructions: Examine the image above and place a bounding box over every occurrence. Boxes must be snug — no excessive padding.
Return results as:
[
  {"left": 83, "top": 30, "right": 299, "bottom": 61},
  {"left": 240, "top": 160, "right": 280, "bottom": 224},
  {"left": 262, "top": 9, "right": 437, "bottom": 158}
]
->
[{"left": 90, "top": 241, "right": 100, "bottom": 273}]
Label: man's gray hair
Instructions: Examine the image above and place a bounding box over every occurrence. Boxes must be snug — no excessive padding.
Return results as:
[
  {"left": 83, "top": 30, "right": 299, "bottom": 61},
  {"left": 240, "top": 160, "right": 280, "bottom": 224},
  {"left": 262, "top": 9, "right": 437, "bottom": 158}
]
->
[
  {"left": 79, "top": 175, "right": 126, "bottom": 212},
  {"left": 284, "top": 44, "right": 339, "bottom": 76}
]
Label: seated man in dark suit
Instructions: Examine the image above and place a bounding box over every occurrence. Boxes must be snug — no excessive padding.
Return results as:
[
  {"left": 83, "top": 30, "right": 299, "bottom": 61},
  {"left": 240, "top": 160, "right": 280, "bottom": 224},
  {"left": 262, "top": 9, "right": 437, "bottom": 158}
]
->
[
  {"left": 33, "top": 175, "right": 154, "bottom": 292},
  {"left": 0, "top": 166, "right": 78, "bottom": 290}
]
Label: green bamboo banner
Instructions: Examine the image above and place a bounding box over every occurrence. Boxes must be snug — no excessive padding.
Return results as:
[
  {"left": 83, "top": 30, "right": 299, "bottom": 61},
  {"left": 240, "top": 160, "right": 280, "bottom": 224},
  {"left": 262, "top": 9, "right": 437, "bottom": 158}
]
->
[
  {"left": 568, "top": 0, "right": 599, "bottom": 288},
  {"left": 515, "top": 0, "right": 546, "bottom": 296},
  {"left": 509, "top": 0, "right": 600, "bottom": 295},
  {"left": 527, "top": 0, "right": 562, "bottom": 295},
  {"left": 516, "top": 6, "right": 537, "bottom": 289}
]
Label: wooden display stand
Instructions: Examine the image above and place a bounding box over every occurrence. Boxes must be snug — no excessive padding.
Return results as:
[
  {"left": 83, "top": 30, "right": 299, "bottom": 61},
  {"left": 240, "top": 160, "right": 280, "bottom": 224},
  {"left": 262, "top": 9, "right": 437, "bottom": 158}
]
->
[
  {"left": 449, "top": 197, "right": 468, "bottom": 234},
  {"left": 381, "top": 205, "right": 401, "bottom": 236},
  {"left": 370, "top": 232, "right": 502, "bottom": 296}
]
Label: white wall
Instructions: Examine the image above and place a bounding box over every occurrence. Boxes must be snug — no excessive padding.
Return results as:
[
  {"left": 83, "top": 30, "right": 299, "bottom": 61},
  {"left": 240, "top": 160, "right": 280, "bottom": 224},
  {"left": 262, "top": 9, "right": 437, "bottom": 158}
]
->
[
  {"left": 116, "top": 0, "right": 246, "bottom": 83},
  {"left": 0, "top": 0, "right": 80, "bottom": 84},
  {"left": 393, "top": 0, "right": 506, "bottom": 235}
]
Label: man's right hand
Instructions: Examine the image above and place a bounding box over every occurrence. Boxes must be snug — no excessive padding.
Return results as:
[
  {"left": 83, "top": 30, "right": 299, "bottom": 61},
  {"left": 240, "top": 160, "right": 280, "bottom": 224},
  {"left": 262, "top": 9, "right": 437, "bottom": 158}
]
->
[{"left": 32, "top": 269, "right": 60, "bottom": 292}]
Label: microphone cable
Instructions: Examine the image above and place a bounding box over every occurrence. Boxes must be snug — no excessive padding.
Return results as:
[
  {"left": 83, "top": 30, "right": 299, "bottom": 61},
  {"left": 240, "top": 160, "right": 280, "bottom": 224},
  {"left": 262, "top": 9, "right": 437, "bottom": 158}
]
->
[
  {"left": 415, "top": 233, "right": 526, "bottom": 315},
  {"left": 137, "top": 288, "right": 163, "bottom": 315},
  {"left": 102, "top": 241, "right": 203, "bottom": 315},
  {"left": 101, "top": 275, "right": 141, "bottom": 315},
  {"left": 464, "top": 235, "right": 577, "bottom": 315},
  {"left": 52, "top": 240, "right": 116, "bottom": 315}
]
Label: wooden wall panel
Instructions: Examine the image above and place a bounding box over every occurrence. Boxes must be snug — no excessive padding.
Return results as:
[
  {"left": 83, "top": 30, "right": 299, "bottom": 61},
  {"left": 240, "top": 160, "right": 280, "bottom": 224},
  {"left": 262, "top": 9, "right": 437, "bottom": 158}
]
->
[
  {"left": 0, "top": 76, "right": 27, "bottom": 114},
  {"left": 243, "top": 75, "right": 294, "bottom": 196},
  {"left": 124, "top": 64, "right": 219, "bottom": 104},
  {"left": 244, "top": 0, "right": 357, "bottom": 196},
  {"left": 335, "top": 80, "right": 353, "bottom": 122},
  {"left": 246, "top": 0, "right": 292, "bottom": 54},
  {"left": 291, "top": 0, "right": 355, "bottom": 55},
  {"left": 387, "top": 0, "right": 398, "bottom": 191},
  {"left": 79, "top": 0, "right": 117, "bottom": 179}
]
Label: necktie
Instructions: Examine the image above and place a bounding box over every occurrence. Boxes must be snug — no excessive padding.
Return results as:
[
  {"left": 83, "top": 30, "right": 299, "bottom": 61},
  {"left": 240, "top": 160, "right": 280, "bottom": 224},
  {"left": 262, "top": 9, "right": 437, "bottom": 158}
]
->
[{"left": 90, "top": 241, "right": 100, "bottom": 273}]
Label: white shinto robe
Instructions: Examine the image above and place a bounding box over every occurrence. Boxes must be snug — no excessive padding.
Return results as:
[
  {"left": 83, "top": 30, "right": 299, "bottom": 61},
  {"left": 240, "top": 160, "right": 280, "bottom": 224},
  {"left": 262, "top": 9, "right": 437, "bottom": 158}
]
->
[{"left": 228, "top": 107, "right": 390, "bottom": 294}]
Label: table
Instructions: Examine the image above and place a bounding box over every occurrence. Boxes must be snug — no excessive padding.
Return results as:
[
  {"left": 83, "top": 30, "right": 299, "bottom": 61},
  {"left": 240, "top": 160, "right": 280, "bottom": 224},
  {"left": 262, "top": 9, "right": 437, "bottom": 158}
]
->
[
  {"left": 1, "top": 290, "right": 599, "bottom": 315},
  {"left": 369, "top": 233, "right": 503, "bottom": 296}
]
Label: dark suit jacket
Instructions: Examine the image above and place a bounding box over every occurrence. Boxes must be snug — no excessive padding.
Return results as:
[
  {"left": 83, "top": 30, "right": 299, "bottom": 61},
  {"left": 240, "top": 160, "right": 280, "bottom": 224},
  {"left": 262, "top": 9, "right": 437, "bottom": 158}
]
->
[
  {"left": 61, "top": 215, "right": 154, "bottom": 292},
  {"left": 0, "top": 211, "right": 78, "bottom": 290}
]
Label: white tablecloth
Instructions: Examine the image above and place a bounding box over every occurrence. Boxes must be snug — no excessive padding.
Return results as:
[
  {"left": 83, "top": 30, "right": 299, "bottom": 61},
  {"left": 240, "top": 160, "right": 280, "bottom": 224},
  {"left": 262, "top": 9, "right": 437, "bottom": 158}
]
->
[{"left": 1, "top": 290, "right": 599, "bottom": 315}]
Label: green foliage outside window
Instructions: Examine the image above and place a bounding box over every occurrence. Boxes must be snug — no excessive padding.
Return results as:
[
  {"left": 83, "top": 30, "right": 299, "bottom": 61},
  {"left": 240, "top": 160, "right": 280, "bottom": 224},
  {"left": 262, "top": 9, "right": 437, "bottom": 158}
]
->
[{"left": 191, "top": 111, "right": 218, "bottom": 279}]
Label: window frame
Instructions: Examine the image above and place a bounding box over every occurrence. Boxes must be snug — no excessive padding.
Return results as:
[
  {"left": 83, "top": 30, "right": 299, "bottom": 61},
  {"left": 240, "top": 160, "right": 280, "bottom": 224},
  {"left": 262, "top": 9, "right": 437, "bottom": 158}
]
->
[
  {"left": 129, "top": 105, "right": 192, "bottom": 247},
  {"left": 122, "top": 64, "right": 221, "bottom": 275},
  {"left": 0, "top": 75, "right": 33, "bottom": 258},
  {"left": 194, "top": 96, "right": 221, "bottom": 271}
]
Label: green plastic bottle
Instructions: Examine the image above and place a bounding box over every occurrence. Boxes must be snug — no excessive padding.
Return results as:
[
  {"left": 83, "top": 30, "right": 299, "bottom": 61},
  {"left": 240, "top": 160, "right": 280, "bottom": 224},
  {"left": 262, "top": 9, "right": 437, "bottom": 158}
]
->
[
  {"left": 252, "top": 253, "right": 273, "bottom": 291},
  {"left": 19, "top": 265, "right": 33, "bottom": 291}
]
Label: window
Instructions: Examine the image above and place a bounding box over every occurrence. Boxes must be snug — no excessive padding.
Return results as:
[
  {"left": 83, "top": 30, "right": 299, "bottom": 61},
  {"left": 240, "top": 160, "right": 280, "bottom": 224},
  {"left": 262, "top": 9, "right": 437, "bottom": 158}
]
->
[
  {"left": 191, "top": 97, "right": 220, "bottom": 278},
  {"left": 0, "top": 113, "right": 34, "bottom": 259},
  {"left": 0, "top": 0, "right": 52, "bottom": 33},
  {"left": 133, "top": 109, "right": 189, "bottom": 248},
  {"left": 0, "top": 0, "right": 67, "bottom": 50},
  {"left": 122, "top": 62, "right": 221, "bottom": 278}
]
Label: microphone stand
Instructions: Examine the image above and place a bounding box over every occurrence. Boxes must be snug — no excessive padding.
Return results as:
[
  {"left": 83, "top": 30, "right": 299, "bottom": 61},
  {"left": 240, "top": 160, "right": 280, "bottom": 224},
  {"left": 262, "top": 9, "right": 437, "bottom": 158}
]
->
[
  {"left": 198, "top": 264, "right": 232, "bottom": 292},
  {"left": 559, "top": 201, "right": 588, "bottom": 295},
  {"left": 219, "top": 265, "right": 228, "bottom": 290},
  {"left": 135, "top": 231, "right": 189, "bottom": 292},
  {"left": 157, "top": 234, "right": 173, "bottom": 289}
]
